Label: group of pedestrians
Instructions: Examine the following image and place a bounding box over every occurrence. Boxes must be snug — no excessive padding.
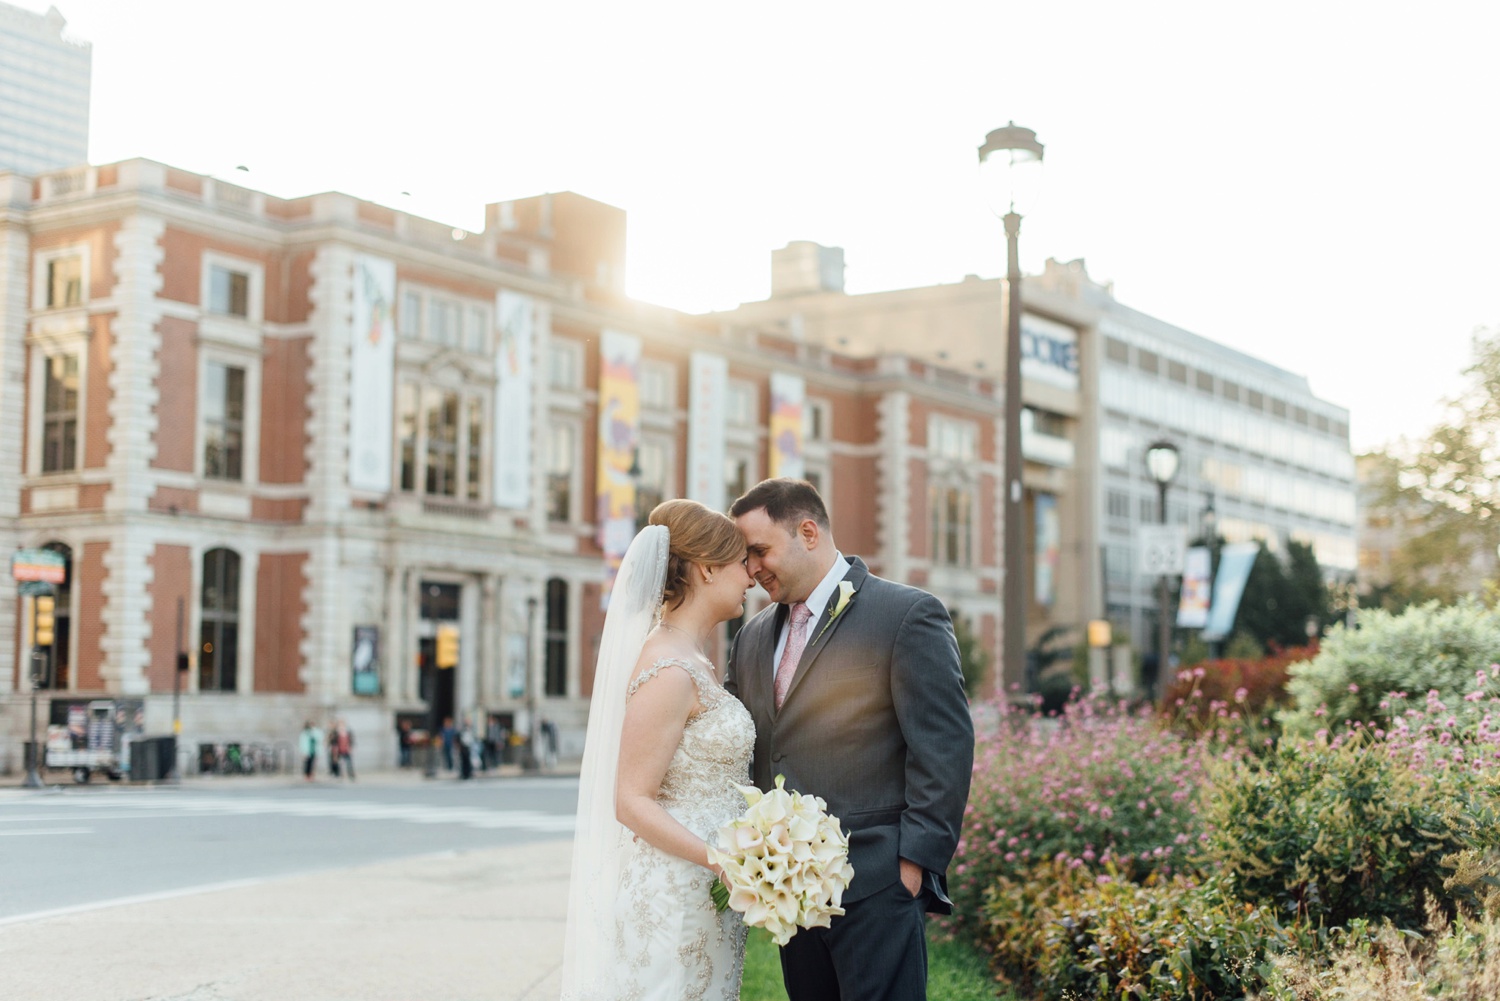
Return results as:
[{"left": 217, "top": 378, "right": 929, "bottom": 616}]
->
[{"left": 297, "top": 719, "right": 355, "bottom": 781}]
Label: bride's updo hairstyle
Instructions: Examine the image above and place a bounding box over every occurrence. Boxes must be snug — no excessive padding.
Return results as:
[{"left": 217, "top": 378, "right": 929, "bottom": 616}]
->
[{"left": 648, "top": 499, "right": 746, "bottom": 610}]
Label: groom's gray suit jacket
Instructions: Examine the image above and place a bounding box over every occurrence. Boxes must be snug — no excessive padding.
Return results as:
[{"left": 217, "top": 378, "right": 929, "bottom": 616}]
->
[{"left": 725, "top": 557, "right": 974, "bottom": 910}]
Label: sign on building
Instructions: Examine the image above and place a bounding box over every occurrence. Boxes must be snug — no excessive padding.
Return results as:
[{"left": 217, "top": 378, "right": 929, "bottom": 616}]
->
[{"left": 1136, "top": 524, "right": 1187, "bottom": 576}]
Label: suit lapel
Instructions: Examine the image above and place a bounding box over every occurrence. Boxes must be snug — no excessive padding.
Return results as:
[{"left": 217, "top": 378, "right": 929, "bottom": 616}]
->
[{"left": 781, "top": 558, "right": 869, "bottom": 709}]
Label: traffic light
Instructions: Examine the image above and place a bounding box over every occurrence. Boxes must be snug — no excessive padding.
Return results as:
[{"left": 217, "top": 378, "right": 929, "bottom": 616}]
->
[
  {"left": 435, "top": 625, "right": 459, "bottom": 668},
  {"left": 34, "top": 596, "right": 55, "bottom": 647}
]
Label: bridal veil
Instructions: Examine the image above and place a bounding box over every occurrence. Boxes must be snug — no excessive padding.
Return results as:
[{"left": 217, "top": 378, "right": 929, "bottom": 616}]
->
[{"left": 560, "top": 525, "right": 669, "bottom": 999}]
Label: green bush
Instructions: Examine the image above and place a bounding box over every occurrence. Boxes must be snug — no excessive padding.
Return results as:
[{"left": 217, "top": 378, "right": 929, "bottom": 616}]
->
[
  {"left": 1199, "top": 732, "right": 1500, "bottom": 931},
  {"left": 983, "top": 859, "right": 1284, "bottom": 1000},
  {"left": 1281, "top": 599, "right": 1500, "bottom": 735}
]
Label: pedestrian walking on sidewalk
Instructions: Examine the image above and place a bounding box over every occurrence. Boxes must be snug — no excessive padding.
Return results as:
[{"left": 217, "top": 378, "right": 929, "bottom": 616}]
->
[
  {"left": 298, "top": 721, "right": 320, "bottom": 781},
  {"left": 326, "top": 721, "right": 341, "bottom": 777},
  {"left": 333, "top": 720, "right": 356, "bottom": 781}
]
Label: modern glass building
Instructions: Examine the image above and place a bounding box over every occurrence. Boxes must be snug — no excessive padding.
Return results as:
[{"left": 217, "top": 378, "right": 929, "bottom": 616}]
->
[
  {"left": 0, "top": 3, "right": 91, "bottom": 176},
  {"left": 1095, "top": 299, "right": 1358, "bottom": 656}
]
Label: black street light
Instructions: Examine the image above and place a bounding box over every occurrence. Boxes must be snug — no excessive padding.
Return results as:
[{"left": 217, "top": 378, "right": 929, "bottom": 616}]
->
[
  {"left": 979, "top": 122, "right": 1044, "bottom": 696},
  {"left": 978, "top": 123, "right": 1038, "bottom": 696},
  {"left": 1145, "top": 439, "right": 1180, "bottom": 696}
]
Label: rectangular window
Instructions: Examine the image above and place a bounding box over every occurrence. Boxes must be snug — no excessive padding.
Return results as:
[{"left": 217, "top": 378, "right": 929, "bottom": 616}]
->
[
  {"left": 547, "top": 424, "right": 576, "bottom": 522},
  {"left": 725, "top": 454, "right": 750, "bottom": 504},
  {"left": 423, "top": 389, "right": 460, "bottom": 497},
  {"left": 465, "top": 397, "right": 484, "bottom": 501},
  {"left": 399, "top": 291, "right": 422, "bottom": 338},
  {"left": 208, "top": 265, "right": 250, "bottom": 318},
  {"left": 1106, "top": 489, "right": 1131, "bottom": 519},
  {"left": 930, "top": 484, "right": 972, "bottom": 567},
  {"left": 398, "top": 384, "right": 418, "bottom": 492},
  {"left": 1221, "top": 380, "right": 1241, "bottom": 403},
  {"left": 42, "top": 353, "right": 79, "bottom": 473},
  {"left": 1167, "top": 360, "right": 1188, "bottom": 384},
  {"left": 1137, "top": 349, "right": 1160, "bottom": 375},
  {"left": 46, "top": 255, "right": 83, "bottom": 308},
  {"left": 727, "top": 381, "right": 757, "bottom": 427},
  {"left": 1195, "top": 370, "right": 1214, "bottom": 394},
  {"left": 931, "top": 415, "right": 978, "bottom": 462},
  {"left": 548, "top": 341, "right": 580, "bottom": 390},
  {"left": 1270, "top": 397, "right": 1288, "bottom": 418},
  {"left": 637, "top": 439, "right": 669, "bottom": 526},
  {"left": 544, "top": 579, "right": 568, "bottom": 697},
  {"left": 465, "top": 305, "right": 488, "bottom": 354},
  {"left": 203, "top": 363, "right": 245, "bottom": 481},
  {"left": 640, "top": 361, "right": 675, "bottom": 410},
  {"left": 1105, "top": 337, "right": 1130, "bottom": 363},
  {"left": 805, "top": 400, "right": 829, "bottom": 442},
  {"left": 428, "top": 298, "right": 457, "bottom": 346}
]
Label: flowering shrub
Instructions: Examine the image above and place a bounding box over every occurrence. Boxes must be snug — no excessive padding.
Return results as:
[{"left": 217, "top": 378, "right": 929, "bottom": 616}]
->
[
  {"left": 950, "top": 697, "right": 1212, "bottom": 943},
  {"left": 981, "top": 859, "right": 1284, "bottom": 1000},
  {"left": 1160, "top": 645, "right": 1314, "bottom": 746},
  {"left": 1199, "top": 726, "right": 1500, "bottom": 932},
  {"left": 1281, "top": 599, "right": 1500, "bottom": 736}
]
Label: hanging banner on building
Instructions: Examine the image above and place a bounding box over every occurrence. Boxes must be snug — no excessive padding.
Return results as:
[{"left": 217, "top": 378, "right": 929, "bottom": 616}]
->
[
  {"left": 768, "top": 372, "right": 805, "bottom": 479},
  {"left": 688, "top": 351, "right": 728, "bottom": 511},
  {"left": 350, "top": 254, "right": 396, "bottom": 492},
  {"left": 1020, "top": 313, "right": 1080, "bottom": 392},
  {"left": 1202, "top": 542, "right": 1260, "bottom": 641},
  {"left": 493, "top": 290, "right": 534, "bottom": 509},
  {"left": 1176, "top": 546, "right": 1212, "bottom": 629},
  {"left": 351, "top": 625, "right": 381, "bottom": 695},
  {"left": 597, "top": 329, "right": 642, "bottom": 607},
  {"left": 1034, "top": 492, "right": 1060, "bottom": 607}
]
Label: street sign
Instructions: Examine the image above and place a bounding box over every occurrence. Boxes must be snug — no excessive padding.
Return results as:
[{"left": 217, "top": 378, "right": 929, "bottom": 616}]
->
[
  {"left": 12, "top": 548, "right": 65, "bottom": 584},
  {"left": 1137, "top": 524, "right": 1188, "bottom": 576}
]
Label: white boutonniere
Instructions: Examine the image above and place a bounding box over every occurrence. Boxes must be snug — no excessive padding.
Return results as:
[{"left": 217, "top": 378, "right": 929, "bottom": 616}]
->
[{"left": 813, "top": 581, "right": 857, "bottom": 644}]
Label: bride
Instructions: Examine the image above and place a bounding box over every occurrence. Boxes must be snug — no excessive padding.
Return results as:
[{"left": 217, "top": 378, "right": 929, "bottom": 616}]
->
[{"left": 561, "top": 499, "right": 757, "bottom": 1000}]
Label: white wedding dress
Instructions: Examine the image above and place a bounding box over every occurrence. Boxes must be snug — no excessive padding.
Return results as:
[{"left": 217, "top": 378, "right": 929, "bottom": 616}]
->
[
  {"left": 560, "top": 526, "right": 756, "bottom": 1001},
  {"left": 612, "top": 657, "right": 755, "bottom": 999}
]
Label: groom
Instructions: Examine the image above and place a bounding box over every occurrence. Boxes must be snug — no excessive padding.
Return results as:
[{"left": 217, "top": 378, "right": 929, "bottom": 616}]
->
[{"left": 726, "top": 478, "right": 974, "bottom": 1001}]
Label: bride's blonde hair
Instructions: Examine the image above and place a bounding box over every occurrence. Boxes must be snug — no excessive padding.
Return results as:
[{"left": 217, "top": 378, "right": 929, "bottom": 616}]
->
[{"left": 648, "top": 499, "right": 746, "bottom": 610}]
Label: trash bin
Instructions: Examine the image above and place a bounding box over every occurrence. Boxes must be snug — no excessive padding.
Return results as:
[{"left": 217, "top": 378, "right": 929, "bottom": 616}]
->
[{"left": 128, "top": 736, "right": 176, "bottom": 782}]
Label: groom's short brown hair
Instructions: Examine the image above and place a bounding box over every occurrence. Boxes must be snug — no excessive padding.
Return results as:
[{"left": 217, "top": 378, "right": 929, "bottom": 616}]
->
[{"left": 730, "top": 478, "right": 830, "bottom": 531}]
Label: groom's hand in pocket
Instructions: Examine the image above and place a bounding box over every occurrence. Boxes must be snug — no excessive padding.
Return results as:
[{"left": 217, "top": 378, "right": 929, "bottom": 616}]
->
[{"left": 899, "top": 857, "right": 923, "bottom": 899}]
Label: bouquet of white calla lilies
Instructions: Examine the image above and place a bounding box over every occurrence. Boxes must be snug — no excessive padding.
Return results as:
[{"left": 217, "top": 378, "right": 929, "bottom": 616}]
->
[{"left": 708, "top": 775, "right": 854, "bottom": 946}]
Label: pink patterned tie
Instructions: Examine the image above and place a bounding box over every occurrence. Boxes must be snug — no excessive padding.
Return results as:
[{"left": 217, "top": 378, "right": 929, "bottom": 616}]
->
[{"left": 774, "top": 601, "right": 813, "bottom": 710}]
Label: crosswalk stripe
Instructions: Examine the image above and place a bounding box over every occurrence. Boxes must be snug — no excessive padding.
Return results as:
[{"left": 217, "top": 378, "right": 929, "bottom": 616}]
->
[{"left": 0, "top": 796, "right": 574, "bottom": 833}]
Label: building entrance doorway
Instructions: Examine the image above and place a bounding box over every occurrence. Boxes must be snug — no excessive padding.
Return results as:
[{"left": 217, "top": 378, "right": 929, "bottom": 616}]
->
[{"left": 418, "top": 581, "right": 460, "bottom": 763}]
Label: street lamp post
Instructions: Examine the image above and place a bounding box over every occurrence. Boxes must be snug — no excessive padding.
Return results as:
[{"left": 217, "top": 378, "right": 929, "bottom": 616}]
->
[
  {"left": 522, "top": 594, "right": 540, "bottom": 773},
  {"left": 978, "top": 122, "right": 1044, "bottom": 696},
  {"left": 1199, "top": 496, "right": 1221, "bottom": 659},
  {"left": 1145, "top": 439, "right": 1180, "bottom": 698}
]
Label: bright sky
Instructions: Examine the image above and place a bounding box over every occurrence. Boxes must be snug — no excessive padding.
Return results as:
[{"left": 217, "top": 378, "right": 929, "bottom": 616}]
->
[{"left": 25, "top": 0, "right": 1500, "bottom": 451}]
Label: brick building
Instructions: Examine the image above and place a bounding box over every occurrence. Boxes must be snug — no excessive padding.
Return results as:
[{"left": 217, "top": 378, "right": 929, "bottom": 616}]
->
[{"left": 0, "top": 159, "right": 1011, "bottom": 770}]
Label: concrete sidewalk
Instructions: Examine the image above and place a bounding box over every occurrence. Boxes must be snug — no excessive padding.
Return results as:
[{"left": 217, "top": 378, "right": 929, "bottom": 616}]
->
[{"left": 0, "top": 838, "right": 573, "bottom": 1001}]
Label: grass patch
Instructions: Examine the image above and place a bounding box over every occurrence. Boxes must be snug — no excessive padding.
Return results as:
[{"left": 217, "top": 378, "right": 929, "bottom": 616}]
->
[{"left": 740, "top": 925, "right": 1015, "bottom": 1000}]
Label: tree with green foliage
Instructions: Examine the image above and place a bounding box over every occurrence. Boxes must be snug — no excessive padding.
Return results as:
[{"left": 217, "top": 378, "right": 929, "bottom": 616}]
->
[
  {"left": 1232, "top": 540, "right": 1330, "bottom": 650},
  {"left": 1376, "top": 326, "right": 1500, "bottom": 608},
  {"left": 949, "top": 612, "right": 989, "bottom": 698}
]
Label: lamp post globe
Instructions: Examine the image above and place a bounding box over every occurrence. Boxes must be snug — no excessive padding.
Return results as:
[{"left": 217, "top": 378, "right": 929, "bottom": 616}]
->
[
  {"left": 1145, "top": 439, "right": 1179, "bottom": 700},
  {"left": 978, "top": 122, "right": 1044, "bottom": 698}
]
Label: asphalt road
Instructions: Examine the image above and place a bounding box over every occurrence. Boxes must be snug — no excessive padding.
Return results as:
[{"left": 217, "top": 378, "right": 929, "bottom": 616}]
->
[{"left": 0, "top": 773, "right": 579, "bottom": 924}]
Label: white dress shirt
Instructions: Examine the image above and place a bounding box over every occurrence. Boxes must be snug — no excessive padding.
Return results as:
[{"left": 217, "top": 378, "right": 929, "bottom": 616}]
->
[{"left": 771, "top": 551, "right": 851, "bottom": 676}]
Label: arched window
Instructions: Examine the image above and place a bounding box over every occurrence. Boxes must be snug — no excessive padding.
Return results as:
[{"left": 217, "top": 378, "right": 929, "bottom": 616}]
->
[
  {"left": 199, "top": 548, "right": 240, "bottom": 692},
  {"left": 544, "top": 578, "right": 568, "bottom": 697}
]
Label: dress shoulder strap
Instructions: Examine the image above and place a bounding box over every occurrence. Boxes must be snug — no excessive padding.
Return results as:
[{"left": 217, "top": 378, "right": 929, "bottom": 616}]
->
[
  {"left": 626, "top": 657, "right": 694, "bottom": 700},
  {"left": 625, "top": 657, "right": 725, "bottom": 707}
]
